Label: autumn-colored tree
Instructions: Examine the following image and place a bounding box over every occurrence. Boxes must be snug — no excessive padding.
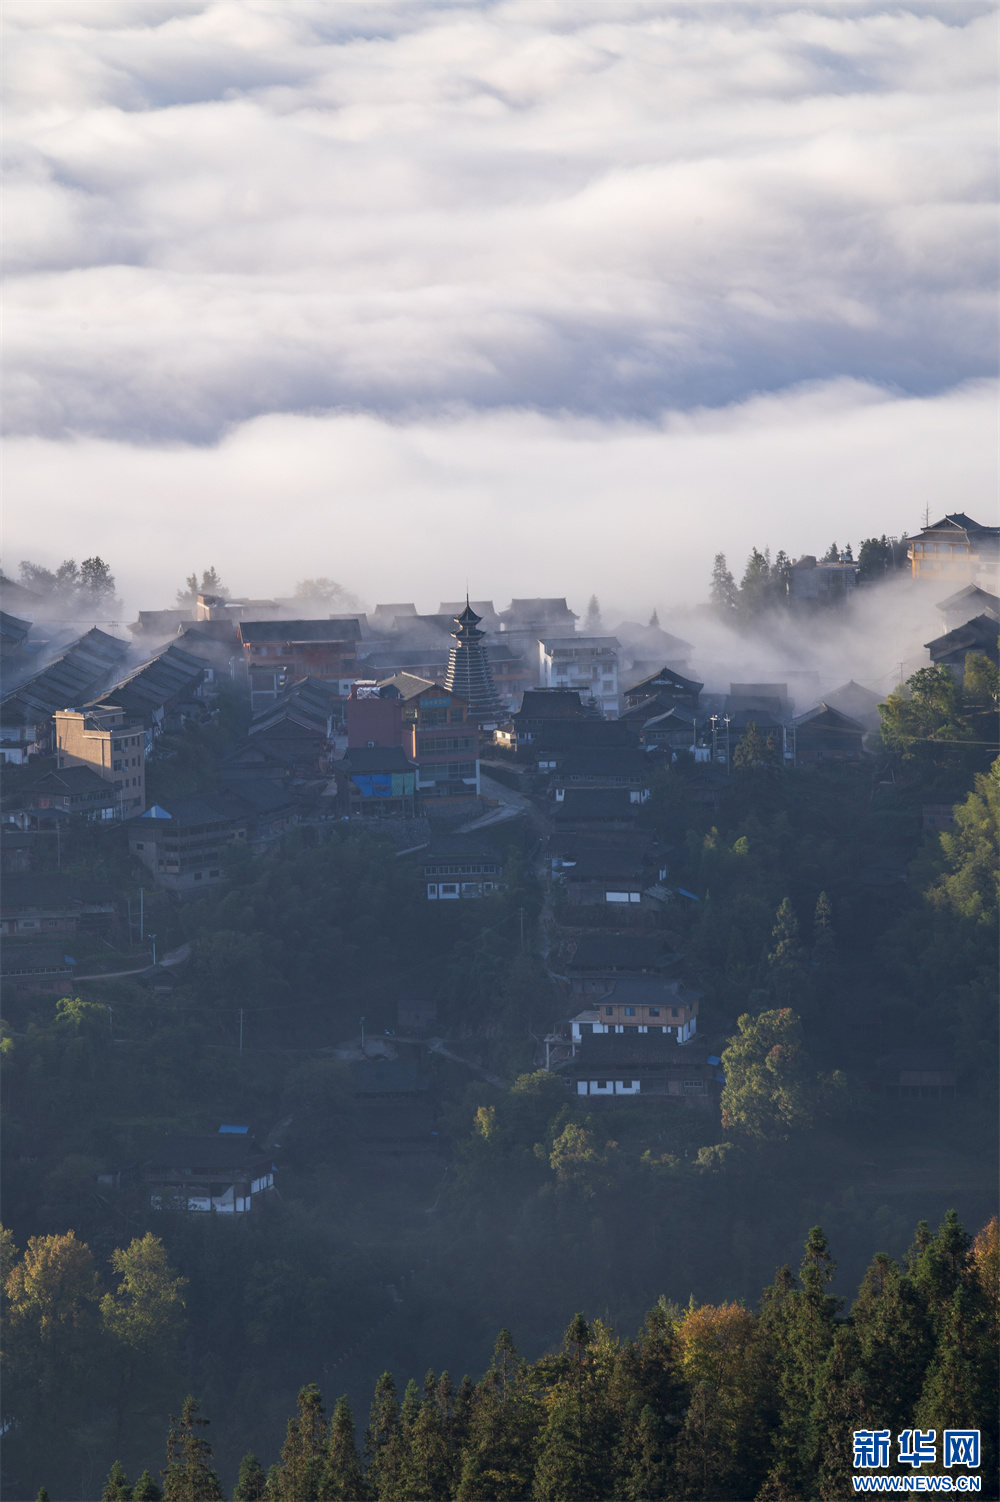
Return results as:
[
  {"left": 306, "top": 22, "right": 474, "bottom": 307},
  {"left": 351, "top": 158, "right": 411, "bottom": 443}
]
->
[
  {"left": 3, "top": 1231, "right": 103, "bottom": 1476},
  {"left": 674, "top": 1302, "right": 773, "bottom": 1499},
  {"left": 547, "top": 1122, "right": 619, "bottom": 1195},
  {"left": 720, "top": 1009, "right": 814, "bottom": 1139},
  {"left": 100, "top": 1233, "right": 188, "bottom": 1449}
]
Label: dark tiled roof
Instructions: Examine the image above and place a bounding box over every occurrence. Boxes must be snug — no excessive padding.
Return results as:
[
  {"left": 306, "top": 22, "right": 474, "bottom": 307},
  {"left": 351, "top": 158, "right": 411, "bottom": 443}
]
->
[
  {"left": 350, "top": 1060, "right": 428, "bottom": 1094},
  {"left": 422, "top": 833, "right": 502, "bottom": 861},
  {"left": 89, "top": 642, "right": 208, "bottom": 719},
  {"left": 237, "top": 619, "right": 363, "bottom": 643},
  {"left": 569, "top": 934, "right": 677, "bottom": 970},
  {"left": 2, "top": 874, "right": 85, "bottom": 908},
  {"left": 624, "top": 666, "right": 704, "bottom": 699},
  {"left": 535, "top": 720, "right": 637, "bottom": 750},
  {"left": 925, "top": 614, "right": 1000, "bottom": 658},
  {"left": 793, "top": 704, "right": 864, "bottom": 732},
  {"left": 608, "top": 977, "right": 703, "bottom": 1006},
  {"left": 552, "top": 789, "right": 640, "bottom": 822},
  {"left": 24, "top": 766, "right": 112, "bottom": 796},
  {"left": 1, "top": 628, "right": 130, "bottom": 724},
  {"left": 336, "top": 746, "right": 417, "bottom": 773},
  {"left": 514, "top": 689, "right": 587, "bottom": 720},
  {"left": 144, "top": 1133, "right": 270, "bottom": 1171},
  {"left": 557, "top": 748, "right": 650, "bottom": 779},
  {"left": 574, "top": 1033, "right": 708, "bottom": 1066}
]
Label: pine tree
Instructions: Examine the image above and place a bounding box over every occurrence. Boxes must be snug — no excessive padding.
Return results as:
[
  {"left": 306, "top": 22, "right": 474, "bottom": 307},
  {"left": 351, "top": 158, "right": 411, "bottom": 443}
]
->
[
  {"left": 319, "top": 1397, "right": 366, "bottom": 1502},
  {"left": 396, "top": 1372, "right": 453, "bottom": 1499},
  {"left": 822, "top": 541, "right": 840, "bottom": 562},
  {"left": 648, "top": 608, "right": 660, "bottom": 628},
  {"left": 914, "top": 1284, "right": 996, "bottom": 1479},
  {"left": 849, "top": 1253, "right": 933, "bottom": 1434},
  {"left": 812, "top": 891, "right": 835, "bottom": 961},
  {"left": 455, "top": 1332, "right": 541, "bottom": 1500},
  {"left": 584, "top": 595, "right": 603, "bottom": 633},
  {"left": 810, "top": 1327, "right": 877, "bottom": 1500},
  {"left": 908, "top": 1210, "right": 971, "bottom": 1329},
  {"left": 35, "top": 1490, "right": 50, "bottom": 1502},
  {"left": 276, "top": 1384, "right": 327, "bottom": 1501},
  {"left": 234, "top": 1453, "right": 268, "bottom": 1502},
  {"left": 768, "top": 897, "right": 804, "bottom": 987},
  {"left": 759, "top": 1229, "right": 840, "bottom": 1496},
  {"left": 532, "top": 1314, "right": 616, "bottom": 1501},
  {"left": 738, "top": 547, "right": 773, "bottom": 616},
  {"left": 621, "top": 1402, "right": 670, "bottom": 1501},
  {"left": 732, "top": 721, "right": 770, "bottom": 778},
  {"left": 364, "top": 1372, "right": 400, "bottom": 1501},
  {"left": 709, "top": 554, "right": 738, "bottom": 616},
  {"left": 102, "top": 1459, "right": 133, "bottom": 1501},
  {"left": 132, "top": 1473, "right": 162, "bottom": 1502},
  {"left": 161, "top": 1397, "right": 223, "bottom": 1502}
]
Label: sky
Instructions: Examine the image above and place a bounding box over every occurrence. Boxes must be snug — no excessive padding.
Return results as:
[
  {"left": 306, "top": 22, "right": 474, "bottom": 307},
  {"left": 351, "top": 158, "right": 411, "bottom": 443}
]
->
[{"left": 4, "top": 0, "right": 996, "bottom": 619}]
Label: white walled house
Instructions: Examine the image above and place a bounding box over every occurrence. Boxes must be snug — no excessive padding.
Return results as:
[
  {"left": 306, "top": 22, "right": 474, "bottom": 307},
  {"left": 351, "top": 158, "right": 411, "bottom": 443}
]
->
[{"left": 539, "top": 637, "right": 621, "bottom": 718}]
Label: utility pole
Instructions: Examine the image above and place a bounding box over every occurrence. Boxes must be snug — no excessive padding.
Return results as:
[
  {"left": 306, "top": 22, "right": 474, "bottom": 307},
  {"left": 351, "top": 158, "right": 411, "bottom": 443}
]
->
[
  {"left": 239, "top": 1008, "right": 244, "bottom": 1056},
  {"left": 126, "top": 897, "right": 133, "bottom": 947},
  {"left": 360, "top": 1015, "right": 366, "bottom": 1051},
  {"left": 106, "top": 1006, "right": 113, "bottom": 1039},
  {"left": 519, "top": 907, "right": 525, "bottom": 951},
  {"left": 139, "top": 887, "right": 144, "bottom": 944},
  {"left": 150, "top": 934, "right": 157, "bottom": 967}
]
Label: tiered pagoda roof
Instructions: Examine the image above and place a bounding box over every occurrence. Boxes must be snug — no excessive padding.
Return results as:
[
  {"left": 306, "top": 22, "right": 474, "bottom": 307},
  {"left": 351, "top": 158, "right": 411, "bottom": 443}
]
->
[{"left": 444, "top": 601, "right": 503, "bottom": 723}]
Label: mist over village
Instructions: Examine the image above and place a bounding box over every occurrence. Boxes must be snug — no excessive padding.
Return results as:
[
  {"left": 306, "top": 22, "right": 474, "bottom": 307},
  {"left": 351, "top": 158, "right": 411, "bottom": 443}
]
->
[{"left": 2, "top": 2, "right": 998, "bottom": 1501}]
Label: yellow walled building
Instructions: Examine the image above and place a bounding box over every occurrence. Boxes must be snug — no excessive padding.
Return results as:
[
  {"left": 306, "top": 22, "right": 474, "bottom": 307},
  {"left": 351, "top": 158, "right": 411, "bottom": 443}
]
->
[
  {"left": 906, "top": 513, "right": 999, "bottom": 584},
  {"left": 54, "top": 705, "right": 146, "bottom": 818}
]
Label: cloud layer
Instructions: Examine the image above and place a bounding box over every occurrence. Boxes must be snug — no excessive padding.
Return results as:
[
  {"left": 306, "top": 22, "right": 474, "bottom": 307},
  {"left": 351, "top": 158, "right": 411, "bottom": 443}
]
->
[
  {"left": 5, "top": 378, "right": 995, "bottom": 625},
  {"left": 5, "top": 0, "right": 996, "bottom": 441}
]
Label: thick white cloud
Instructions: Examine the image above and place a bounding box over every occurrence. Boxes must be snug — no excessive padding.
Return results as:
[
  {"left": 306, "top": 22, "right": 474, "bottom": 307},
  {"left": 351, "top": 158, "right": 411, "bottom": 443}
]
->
[
  {"left": 4, "top": 0, "right": 995, "bottom": 439},
  {"left": 4, "top": 378, "right": 995, "bottom": 623},
  {"left": 4, "top": 0, "right": 995, "bottom": 607}
]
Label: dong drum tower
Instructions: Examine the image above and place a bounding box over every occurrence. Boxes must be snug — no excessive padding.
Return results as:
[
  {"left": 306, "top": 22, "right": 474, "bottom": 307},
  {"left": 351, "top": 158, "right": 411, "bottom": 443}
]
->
[{"left": 444, "top": 600, "right": 504, "bottom": 725}]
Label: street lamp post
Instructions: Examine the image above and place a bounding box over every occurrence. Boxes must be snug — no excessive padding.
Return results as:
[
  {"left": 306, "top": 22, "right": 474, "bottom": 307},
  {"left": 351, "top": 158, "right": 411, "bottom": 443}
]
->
[
  {"left": 360, "top": 1016, "right": 366, "bottom": 1052},
  {"left": 150, "top": 934, "right": 157, "bottom": 967}
]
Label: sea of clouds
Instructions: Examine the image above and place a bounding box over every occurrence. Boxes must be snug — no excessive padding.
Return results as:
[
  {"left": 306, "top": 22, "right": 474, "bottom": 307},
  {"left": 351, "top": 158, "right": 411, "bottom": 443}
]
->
[{"left": 3, "top": 0, "right": 996, "bottom": 612}]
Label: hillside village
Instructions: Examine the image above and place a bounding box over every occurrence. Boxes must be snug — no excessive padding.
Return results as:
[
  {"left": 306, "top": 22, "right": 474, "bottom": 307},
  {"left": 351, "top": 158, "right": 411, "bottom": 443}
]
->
[
  {"left": 1, "top": 515, "right": 998, "bottom": 1495},
  {"left": 3, "top": 511, "right": 997, "bottom": 1152}
]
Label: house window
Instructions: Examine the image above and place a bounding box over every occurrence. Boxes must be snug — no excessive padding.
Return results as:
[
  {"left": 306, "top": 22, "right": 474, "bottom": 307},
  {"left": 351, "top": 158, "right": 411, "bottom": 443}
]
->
[
  {"left": 209, "top": 869, "right": 220, "bottom": 878},
  {"left": 605, "top": 1006, "right": 613, "bottom": 1016},
  {"left": 648, "top": 1007, "right": 660, "bottom": 1017},
  {"left": 135, "top": 842, "right": 144, "bottom": 850},
  {"left": 194, "top": 872, "right": 203, "bottom": 881},
  {"left": 624, "top": 1007, "right": 635, "bottom": 1016}
]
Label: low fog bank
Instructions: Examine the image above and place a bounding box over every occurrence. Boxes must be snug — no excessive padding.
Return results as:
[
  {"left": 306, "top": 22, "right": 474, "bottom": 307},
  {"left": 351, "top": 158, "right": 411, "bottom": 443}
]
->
[{"left": 648, "top": 573, "right": 955, "bottom": 708}]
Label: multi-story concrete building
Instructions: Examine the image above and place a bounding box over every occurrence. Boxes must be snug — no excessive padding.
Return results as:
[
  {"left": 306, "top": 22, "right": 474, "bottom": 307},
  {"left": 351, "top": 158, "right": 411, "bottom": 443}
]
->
[
  {"left": 237, "top": 619, "right": 364, "bottom": 711},
  {"left": 377, "top": 674, "right": 480, "bottom": 800},
  {"left": 54, "top": 705, "right": 146, "bottom": 817},
  {"left": 539, "top": 637, "right": 622, "bottom": 718},
  {"left": 905, "top": 513, "right": 1000, "bottom": 584}
]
